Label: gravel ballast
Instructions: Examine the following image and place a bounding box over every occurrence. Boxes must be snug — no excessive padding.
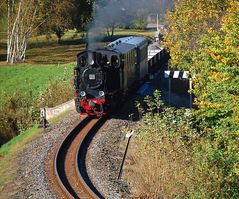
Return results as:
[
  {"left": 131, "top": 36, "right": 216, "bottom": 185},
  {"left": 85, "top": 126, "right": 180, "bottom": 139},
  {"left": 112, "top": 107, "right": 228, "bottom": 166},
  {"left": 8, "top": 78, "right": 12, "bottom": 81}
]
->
[
  {"left": 10, "top": 111, "right": 80, "bottom": 199},
  {"left": 86, "top": 118, "right": 135, "bottom": 198}
]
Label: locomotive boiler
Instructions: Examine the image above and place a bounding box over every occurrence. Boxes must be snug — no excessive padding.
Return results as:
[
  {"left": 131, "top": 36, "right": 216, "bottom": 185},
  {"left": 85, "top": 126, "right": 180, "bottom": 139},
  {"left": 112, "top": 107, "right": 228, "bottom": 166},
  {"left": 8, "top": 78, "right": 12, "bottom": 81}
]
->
[{"left": 74, "top": 36, "right": 150, "bottom": 116}]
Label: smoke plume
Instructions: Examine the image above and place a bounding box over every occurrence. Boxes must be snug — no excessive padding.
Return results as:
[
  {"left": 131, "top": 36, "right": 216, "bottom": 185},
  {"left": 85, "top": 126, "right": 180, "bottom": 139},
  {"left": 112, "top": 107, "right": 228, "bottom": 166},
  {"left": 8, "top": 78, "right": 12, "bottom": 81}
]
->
[{"left": 87, "top": 0, "right": 174, "bottom": 48}]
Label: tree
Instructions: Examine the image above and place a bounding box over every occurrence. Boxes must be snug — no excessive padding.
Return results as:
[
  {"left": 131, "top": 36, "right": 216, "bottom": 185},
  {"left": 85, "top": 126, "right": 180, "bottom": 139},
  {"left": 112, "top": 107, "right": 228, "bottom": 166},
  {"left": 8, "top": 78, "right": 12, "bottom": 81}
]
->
[
  {"left": 6, "top": 0, "right": 47, "bottom": 63},
  {"left": 0, "top": 2, "right": 7, "bottom": 33},
  {"left": 39, "top": 0, "right": 95, "bottom": 43},
  {"left": 165, "top": 0, "right": 228, "bottom": 69},
  {"left": 72, "top": 0, "right": 95, "bottom": 33},
  {"left": 40, "top": 0, "right": 74, "bottom": 44},
  {"left": 5, "top": 0, "right": 83, "bottom": 63}
]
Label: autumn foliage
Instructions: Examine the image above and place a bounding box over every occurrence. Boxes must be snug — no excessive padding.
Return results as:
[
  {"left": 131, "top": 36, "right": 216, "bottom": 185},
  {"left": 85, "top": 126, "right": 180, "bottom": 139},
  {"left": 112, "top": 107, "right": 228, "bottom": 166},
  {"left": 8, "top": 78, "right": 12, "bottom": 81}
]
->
[{"left": 165, "top": 0, "right": 239, "bottom": 197}]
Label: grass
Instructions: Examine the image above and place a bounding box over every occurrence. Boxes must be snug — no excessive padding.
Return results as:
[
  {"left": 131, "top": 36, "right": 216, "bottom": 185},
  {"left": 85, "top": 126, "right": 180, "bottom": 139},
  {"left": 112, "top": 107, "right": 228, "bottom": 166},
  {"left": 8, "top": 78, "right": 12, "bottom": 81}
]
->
[
  {"left": 0, "top": 125, "right": 41, "bottom": 156},
  {"left": 125, "top": 137, "right": 193, "bottom": 198},
  {"left": 0, "top": 125, "right": 41, "bottom": 196},
  {"left": 0, "top": 63, "right": 74, "bottom": 96},
  {"left": 114, "top": 28, "right": 155, "bottom": 39}
]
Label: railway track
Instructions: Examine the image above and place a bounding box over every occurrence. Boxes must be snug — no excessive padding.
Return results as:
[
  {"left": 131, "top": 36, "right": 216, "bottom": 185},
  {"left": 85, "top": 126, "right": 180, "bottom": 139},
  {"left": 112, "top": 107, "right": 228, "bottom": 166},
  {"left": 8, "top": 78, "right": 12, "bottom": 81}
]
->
[{"left": 54, "top": 116, "right": 106, "bottom": 199}]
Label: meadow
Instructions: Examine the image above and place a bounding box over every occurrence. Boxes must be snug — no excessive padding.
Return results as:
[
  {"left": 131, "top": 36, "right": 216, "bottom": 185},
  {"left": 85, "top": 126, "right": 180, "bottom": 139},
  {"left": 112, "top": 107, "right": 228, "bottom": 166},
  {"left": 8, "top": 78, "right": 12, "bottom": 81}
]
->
[
  {"left": 0, "top": 64, "right": 74, "bottom": 97},
  {"left": 0, "top": 29, "right": 154, "bottom": 97}
]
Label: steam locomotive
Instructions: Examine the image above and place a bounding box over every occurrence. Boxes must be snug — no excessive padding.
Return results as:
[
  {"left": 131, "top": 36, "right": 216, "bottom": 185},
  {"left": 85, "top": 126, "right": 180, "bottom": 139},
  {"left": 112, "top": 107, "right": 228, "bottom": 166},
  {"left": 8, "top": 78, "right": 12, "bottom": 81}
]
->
[{"left": 74, "top": 36, "right": 165, "bottom": 116}]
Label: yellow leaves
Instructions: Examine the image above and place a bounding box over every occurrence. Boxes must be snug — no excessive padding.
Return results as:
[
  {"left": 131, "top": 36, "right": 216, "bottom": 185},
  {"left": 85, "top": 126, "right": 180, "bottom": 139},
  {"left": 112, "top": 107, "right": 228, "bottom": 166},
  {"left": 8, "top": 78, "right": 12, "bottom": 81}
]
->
[
  {"left": 221, "top": 58, "right": 230, "bottom": 66},
  {"left": 196, "top": 101, "right": 224, "bottom": 109},
  {"left": 233, "top": 106, "right": 239, "bottom": 125},
  {"left": 221, "top": 0, "right": 239, "bottom": 34},
  {"left": 208, "top": 71, "right": 230, "bottom": 82},
  {"left": 221, "top": 47, "right": 232, "bottom": 54},
  {"left": 211, "top": 54, "right": 222, "bottom": 62}
]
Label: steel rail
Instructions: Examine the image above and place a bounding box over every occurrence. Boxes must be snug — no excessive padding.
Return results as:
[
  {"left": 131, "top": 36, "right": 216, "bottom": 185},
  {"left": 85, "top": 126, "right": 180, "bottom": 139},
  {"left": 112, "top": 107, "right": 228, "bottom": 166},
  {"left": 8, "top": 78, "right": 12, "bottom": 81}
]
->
[
  {"left": 54, "top": 116, "right": 105, "bottom": 198},
  {"left": 75, "top": 117, "right": 107, "bottom": 199}
]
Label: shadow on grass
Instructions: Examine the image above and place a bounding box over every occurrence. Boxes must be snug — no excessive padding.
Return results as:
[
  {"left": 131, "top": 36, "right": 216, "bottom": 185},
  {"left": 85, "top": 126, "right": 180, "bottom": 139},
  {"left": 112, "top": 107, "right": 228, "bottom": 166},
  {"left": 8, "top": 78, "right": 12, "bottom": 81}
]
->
[
  {"left": 28, "top": 38, "right": 85, "bottom": 49},
  {"left": 0, "top": 54, "right": 6, "bottom": 62},
  {"left": 26, "top": 44, "right": 84, "bottom": 64},
  {"left": 60, "top": 38, "right": 85, "bottom": 45}
]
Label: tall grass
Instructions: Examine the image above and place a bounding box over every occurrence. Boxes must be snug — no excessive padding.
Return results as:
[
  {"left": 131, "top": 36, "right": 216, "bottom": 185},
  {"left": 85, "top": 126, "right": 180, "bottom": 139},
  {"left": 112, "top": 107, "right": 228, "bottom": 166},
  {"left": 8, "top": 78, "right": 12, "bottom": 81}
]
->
[
  {"left": 125, "top": 109, "right": 196, "bottom": 198},
  {"left": 124, "top": 91, "right": 197, "bottom": 198},
  {"left": 37, "top": 78, "right": 74, "bottom": 108}
]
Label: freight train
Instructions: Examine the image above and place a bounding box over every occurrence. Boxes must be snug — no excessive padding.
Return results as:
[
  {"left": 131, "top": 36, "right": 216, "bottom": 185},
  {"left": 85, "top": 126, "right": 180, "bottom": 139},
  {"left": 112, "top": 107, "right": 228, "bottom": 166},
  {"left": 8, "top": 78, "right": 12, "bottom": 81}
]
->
[{"left": 74, "top": 36, "right": 166, "bottom": 116}]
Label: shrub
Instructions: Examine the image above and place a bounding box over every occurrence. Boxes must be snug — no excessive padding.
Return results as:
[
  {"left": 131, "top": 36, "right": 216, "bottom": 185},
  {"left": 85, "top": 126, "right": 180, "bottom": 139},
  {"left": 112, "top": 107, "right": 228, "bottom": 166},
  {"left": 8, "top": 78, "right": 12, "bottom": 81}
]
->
[
  {"left": 126, "top": 90, "right": 239, "bottom": 198},
  {"left": 191, "top": 128, "right": 239, "bottom": 198},
  {"left": 37, "top": 79, "right": 74, "bottom": 108},
  {"left": 0, "top": 91, "right": 38, "bottom": 146},
  {"left": 131, "top": 19, "right": 146, "bottom": 30}
]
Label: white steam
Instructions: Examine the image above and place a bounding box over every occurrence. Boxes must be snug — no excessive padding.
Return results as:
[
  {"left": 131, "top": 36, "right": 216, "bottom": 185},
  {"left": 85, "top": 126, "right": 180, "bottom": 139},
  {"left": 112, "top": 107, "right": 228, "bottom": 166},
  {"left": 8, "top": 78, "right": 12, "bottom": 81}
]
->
[{"left": 87, "top": 0, "right": 174, "bottom": 49}]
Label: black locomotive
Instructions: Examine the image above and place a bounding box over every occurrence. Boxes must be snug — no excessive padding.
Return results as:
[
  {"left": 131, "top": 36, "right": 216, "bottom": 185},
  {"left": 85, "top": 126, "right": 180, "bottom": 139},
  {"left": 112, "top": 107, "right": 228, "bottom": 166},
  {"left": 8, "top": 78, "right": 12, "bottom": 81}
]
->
[{"left": 74, "top": 36, "right": 164, "bottom": 116}]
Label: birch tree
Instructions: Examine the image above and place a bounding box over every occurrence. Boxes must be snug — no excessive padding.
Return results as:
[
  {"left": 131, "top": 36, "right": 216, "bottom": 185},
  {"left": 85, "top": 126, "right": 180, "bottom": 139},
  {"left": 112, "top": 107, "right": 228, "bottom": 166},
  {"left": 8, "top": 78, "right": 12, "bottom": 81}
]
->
[{"left": 7, "top": 0, "right": 45, "bottom": 63}]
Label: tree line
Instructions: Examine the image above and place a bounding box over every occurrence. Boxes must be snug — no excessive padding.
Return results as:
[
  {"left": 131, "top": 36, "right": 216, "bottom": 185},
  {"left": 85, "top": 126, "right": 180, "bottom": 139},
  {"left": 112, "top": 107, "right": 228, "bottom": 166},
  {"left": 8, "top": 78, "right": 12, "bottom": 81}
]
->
[{"left": 0, "top": 0, "right": 94, "bottom": 64}]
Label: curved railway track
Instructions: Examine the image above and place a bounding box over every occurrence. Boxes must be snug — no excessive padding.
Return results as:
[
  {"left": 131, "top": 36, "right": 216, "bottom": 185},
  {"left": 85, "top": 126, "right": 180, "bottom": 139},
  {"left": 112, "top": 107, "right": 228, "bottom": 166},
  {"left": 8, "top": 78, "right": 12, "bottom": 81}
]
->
[{"left": 54, "top": 116, "right": 106, "bottom": 199}]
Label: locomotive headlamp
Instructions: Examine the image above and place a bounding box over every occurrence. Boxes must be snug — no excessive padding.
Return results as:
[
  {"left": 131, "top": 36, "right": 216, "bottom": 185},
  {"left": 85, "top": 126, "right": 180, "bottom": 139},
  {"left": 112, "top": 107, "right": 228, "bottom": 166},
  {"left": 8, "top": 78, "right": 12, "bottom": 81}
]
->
[
  {"left": 80, "top": 91, "right": 86, "bottom": 97},
  {"left": 99, "top": 91, "right": 105, "bottom": 97}
]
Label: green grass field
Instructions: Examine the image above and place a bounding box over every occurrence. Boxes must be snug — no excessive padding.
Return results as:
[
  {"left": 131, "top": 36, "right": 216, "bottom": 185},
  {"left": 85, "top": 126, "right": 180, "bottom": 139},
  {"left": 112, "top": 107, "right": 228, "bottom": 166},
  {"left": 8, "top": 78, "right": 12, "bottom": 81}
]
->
[{"left": 0, "top": 63, "right": 74, "bottom": 97}]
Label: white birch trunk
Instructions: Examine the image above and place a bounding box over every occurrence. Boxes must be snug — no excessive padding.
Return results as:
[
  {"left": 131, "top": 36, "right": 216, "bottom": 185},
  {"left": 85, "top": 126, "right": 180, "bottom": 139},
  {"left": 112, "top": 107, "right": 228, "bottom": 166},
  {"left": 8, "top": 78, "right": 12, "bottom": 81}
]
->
[{"left": 6, "top": 0, "right": 36, "bottom": 64}]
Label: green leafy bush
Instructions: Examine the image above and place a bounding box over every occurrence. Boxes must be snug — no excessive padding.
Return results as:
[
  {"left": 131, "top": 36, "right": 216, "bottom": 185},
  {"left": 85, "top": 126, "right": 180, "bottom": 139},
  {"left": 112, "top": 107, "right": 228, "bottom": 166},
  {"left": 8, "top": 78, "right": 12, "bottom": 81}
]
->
[
  {"left": 0, "top": 91, "right": 38, "bottom": 146},
  {"left": 131, "top": 19, "right": 146, "bottom": 30}
]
